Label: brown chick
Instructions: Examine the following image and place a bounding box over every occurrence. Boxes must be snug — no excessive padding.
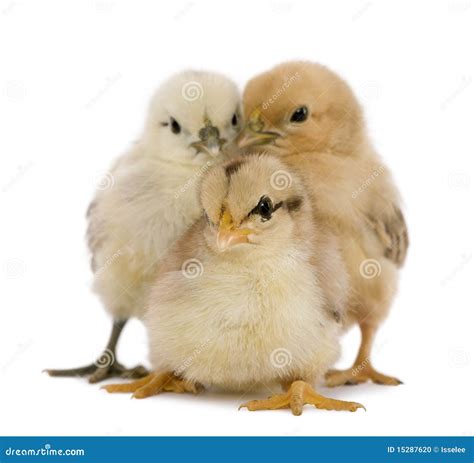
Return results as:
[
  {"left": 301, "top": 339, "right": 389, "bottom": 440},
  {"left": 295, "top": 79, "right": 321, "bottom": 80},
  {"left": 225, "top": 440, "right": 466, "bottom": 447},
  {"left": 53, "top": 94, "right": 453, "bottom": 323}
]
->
[{"left": 238, "top": 61, "right": 408, "bottom": 387}]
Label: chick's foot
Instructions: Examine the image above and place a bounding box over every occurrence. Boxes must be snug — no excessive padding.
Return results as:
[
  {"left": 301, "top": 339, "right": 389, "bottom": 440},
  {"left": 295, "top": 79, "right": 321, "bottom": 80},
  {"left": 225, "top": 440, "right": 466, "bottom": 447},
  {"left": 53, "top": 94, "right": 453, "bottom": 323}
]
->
[
  {"left": 46, "top": 356, "right": 149, "bottom": 384},
  {"left": 102, "top": 371, "right": 202, "bottom": 399},
  {"left": 239, "top": 380, "right": 365, "bottom": 416},
  {"left": 46, "top": 320, "right": 148, "bottom": 383},
  {"left": 325, "top": 364, "right": 402, "bottom": 387}
]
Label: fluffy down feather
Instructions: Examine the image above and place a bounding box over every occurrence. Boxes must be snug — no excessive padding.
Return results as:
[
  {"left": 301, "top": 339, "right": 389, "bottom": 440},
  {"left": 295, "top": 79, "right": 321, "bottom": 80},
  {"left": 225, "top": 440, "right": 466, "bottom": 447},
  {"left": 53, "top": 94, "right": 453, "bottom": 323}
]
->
[
  {"left": 88, "top": 70, "right": 241, "bottom": 320},
  {"left": 145, "top": 154, "right": 349, "bottom": 391}
]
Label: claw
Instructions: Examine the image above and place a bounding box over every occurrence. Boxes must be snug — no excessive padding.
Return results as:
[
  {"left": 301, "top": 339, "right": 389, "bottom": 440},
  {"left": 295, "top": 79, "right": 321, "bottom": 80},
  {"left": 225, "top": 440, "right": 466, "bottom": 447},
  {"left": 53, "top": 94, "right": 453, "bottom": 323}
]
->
[
  {"left": 103, "top": 372, "right": 202, "bottom": 399},
  {"left": 326, "top": 365, "right": 402, "bottom": 387},
  {"left": 240, "top": 380, "right": 365, "bottom": 416}
]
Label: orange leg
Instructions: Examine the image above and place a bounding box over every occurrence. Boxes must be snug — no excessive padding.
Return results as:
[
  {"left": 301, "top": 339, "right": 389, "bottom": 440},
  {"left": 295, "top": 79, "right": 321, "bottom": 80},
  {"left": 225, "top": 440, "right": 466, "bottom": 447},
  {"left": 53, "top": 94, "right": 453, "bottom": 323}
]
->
[
  {"left": 102, "top": 371, "right": 202, "bottom": 399},
  {"left": 326, "top": 323, "right": 402, "bottom": 387},
  {"left": 240, "top": 380, "right": 365, "bottom": 416}
]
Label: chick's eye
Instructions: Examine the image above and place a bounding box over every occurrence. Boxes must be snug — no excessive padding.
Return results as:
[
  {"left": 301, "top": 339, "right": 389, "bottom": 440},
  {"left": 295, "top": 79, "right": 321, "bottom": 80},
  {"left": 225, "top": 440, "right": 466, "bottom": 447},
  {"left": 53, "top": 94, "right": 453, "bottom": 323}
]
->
[
  {"left": 231, "top": 113, "right": 238, "bottom": 127},
  {"left": 290, "top": 106, "right": 308, "bottom": 123},
  {"left": 170, "top": 117, "right": 181, "bottom": 134},
  {"left": 252, "top": 196, "right": 273, "bottom": 221}
]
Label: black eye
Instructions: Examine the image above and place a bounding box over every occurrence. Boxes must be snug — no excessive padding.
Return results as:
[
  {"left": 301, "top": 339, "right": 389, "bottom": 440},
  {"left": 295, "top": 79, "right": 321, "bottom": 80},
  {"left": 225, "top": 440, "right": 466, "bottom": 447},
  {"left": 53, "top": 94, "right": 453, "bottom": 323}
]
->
[
  {"left": 170, "top": 117, "right": 181, "bottom": 134},
  {"left": 251, "top": 196, "right": 273, "bottom": 221},
  {"left": 231, "top": 113, "right": 238, "bottom": 127},
  {"left": 290, "top": 106, "right": 308, "bottom": 123}
]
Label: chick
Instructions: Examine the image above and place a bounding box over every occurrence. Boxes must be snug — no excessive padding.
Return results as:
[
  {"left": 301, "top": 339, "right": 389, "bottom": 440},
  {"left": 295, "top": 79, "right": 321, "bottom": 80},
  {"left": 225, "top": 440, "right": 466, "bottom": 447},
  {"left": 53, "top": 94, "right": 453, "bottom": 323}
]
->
[
  {"left": 238, "top": 61, "right": 408, "bottom": 387},
  {"left": 47, "top": 71, "right": 242, "bottom": 383},
  {"left": 104, "top": 154, "right": 364, "bottom": 415}
]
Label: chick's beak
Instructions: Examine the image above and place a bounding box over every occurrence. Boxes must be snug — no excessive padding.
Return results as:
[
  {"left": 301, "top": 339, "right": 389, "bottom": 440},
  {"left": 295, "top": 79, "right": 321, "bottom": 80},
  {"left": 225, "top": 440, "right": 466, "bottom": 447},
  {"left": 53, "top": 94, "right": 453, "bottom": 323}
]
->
[
  {"left": 190, "top": 120, "right": 226, "bottom": 156},
  {"left": 217, "top": 209, "right": 252, "bottom": 251},
  {"left": 237, "top": 108, "right": 280, "bottom": 149}
]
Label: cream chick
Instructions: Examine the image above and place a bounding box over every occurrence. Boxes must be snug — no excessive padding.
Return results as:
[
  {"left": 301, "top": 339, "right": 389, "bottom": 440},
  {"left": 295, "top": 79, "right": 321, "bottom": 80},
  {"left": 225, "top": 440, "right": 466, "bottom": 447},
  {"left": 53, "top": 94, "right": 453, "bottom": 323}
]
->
[
  {"left": 104, "top": 155, "right": 364, "bottom": 416},
  {"left": 47, "top": 70, "right": 241, "bottom": 383},
  {"left": 239, "top": 61, "right": 408, "bottom": 386}
]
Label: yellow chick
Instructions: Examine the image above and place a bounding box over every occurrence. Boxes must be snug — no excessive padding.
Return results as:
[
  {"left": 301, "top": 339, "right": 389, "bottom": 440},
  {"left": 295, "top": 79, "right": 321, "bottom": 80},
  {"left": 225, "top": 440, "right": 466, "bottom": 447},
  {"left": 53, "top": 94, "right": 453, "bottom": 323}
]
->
[
  {"left": 238, "top": 61, "right": 408, "bottom": 387},
  {"left": 104, "top": 154, "right": 364, "bottom": 416},
  {"left": 47, "top": 71, "right": 241, "bottom": 383}
]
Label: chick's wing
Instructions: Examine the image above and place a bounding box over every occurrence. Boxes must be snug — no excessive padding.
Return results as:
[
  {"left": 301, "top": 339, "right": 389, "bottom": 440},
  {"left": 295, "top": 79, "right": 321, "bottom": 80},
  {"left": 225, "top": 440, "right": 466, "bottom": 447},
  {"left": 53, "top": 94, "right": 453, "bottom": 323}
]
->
[{"left": 368, "top": 205, "right": 409, "bottom": 267}]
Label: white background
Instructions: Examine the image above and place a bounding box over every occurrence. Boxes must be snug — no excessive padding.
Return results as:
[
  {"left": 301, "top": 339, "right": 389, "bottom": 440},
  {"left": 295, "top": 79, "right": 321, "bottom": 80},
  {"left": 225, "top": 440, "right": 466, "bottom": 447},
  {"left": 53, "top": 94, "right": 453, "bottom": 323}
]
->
[{"left": 1, "top": 0, "right": 473, "bottom": 437}]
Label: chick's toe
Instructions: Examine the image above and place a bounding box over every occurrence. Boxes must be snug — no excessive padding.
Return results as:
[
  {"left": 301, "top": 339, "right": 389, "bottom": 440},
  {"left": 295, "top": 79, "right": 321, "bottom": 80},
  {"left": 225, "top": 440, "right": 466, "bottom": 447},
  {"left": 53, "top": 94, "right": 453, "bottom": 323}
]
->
[
  {"left": 103, "top": 371, "right": 203, "bottom": 399},
  {"left": 240, "top": 381, "right": 365, "bottom": 416}
]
